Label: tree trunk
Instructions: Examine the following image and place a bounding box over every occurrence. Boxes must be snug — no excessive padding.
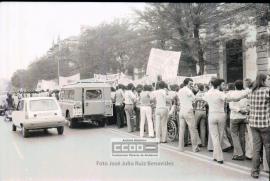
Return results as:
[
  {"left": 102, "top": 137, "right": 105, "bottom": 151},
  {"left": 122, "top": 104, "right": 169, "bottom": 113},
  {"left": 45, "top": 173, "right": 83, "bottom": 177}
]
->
[{"left": 194, "top": 24, "right": 205, "bottom": 75}]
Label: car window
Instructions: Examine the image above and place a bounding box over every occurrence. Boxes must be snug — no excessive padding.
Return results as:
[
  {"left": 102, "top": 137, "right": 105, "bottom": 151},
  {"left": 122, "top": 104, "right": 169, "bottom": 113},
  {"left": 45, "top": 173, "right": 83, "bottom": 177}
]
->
[
  {"left": 85, "top": 90, "right": 102, "bottom": 100},
  {"left": 61, "top": 90, "right": 74, "bottom": 100},
  {"left": 29, "top": 99, "right": 58, "bottom": 112}
]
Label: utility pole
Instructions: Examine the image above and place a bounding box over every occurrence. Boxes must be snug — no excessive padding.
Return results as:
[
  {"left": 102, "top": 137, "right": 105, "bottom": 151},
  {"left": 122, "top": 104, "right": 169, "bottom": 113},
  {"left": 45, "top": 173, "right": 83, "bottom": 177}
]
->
[
  {"left": 58, "top": 43, "right": 60, "bottom": 86},
  {"left": 57, "top": 35, "right": 61, "bottom": 86}
]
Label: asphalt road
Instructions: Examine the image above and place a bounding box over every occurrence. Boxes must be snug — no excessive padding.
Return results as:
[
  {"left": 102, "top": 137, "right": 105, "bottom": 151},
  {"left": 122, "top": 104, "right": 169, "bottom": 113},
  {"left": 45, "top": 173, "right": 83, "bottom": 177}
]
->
[{"left": 0, "top": 117, "right": 269, "bottom": 181}]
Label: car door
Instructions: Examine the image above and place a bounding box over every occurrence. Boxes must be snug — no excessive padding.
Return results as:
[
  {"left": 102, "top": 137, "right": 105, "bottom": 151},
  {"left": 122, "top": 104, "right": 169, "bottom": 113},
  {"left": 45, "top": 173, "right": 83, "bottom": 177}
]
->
[
  {"left": 12, "top": 100, "right": 25, "bottom": 126},
  {"left": 83, "top": 88, "right": 104, "bottom": 115}
]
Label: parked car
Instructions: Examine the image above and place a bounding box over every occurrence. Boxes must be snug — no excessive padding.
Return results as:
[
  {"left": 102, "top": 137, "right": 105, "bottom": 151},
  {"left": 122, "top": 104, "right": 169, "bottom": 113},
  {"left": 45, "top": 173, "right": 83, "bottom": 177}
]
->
[
  {"left": 59, "top": 82, "right": 113, "bottom": 128},
  {"left": 12, "top": 97, "right": 66, "bottom": 138}
]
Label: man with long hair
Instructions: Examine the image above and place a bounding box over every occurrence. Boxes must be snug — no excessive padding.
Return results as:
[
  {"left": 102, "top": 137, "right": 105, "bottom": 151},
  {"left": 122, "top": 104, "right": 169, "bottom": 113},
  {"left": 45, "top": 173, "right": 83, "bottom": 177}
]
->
[{"left": 247, "top": 73, "right": 270, "bottom": 179}]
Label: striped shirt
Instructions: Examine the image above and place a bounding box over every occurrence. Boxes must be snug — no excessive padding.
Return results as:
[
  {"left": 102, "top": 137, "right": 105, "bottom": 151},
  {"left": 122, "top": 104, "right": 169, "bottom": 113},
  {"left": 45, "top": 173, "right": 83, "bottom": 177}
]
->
[{"left": 247, "top": 87, "right": 270, "bottom": 128}]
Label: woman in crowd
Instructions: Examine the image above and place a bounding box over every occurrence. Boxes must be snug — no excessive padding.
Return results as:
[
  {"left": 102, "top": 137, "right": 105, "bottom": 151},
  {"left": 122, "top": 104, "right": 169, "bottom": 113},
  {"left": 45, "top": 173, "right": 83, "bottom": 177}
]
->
[
  {"left": 139, "top": 85, "right": 154, "bottom": 138},
  {"left": 152, "top": 81, "right": 169, "bottom": 143},
  {"left": 247, "top": 73, "right": 270, "bottom": 179}
]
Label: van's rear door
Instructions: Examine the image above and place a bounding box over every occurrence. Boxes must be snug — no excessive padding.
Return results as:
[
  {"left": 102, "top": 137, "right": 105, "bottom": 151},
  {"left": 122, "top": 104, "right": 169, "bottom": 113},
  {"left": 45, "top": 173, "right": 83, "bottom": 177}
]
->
[{"left": 83, "top": 88, "right": 104, "bottom": 115}]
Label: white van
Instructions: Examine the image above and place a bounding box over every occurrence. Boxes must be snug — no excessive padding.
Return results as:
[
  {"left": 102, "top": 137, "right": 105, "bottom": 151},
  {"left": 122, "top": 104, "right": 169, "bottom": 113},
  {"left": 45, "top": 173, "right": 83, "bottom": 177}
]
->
[{"left": 59, "top": 82, "right": 113, "bottom": 128}]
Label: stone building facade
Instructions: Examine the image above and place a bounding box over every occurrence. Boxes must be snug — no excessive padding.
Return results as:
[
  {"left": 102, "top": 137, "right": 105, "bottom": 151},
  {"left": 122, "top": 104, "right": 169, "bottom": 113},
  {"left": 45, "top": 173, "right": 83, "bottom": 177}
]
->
[{"left": 204, "top": 4, "right": 270, "bottom": 82}]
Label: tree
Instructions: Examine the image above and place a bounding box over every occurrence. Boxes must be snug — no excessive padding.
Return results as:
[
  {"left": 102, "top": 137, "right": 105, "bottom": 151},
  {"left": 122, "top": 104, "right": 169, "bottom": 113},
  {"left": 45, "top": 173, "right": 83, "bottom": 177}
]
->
[
  {"left": 78, "top": 19, "right": 152, "bottom": 78},
  {"left": 135, "top": 3, "right": 222, "bottom": 75}
]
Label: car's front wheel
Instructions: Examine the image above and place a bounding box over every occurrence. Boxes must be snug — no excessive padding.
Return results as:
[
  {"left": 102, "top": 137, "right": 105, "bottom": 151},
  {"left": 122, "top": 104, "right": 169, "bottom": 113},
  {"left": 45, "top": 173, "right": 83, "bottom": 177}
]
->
[
  {"left": 12, "top": 124, "right": 16, "bottom": 131},
  {"left": 22, "top": 127, "right": 29, "bottom": 138},
  {"left": 57, "top": 126, "right": 64, "bottom": 135}
]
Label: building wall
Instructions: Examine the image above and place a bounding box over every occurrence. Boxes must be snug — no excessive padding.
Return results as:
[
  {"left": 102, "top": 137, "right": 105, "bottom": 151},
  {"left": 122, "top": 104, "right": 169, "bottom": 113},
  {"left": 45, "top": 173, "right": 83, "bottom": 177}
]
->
[
  {"left": 256, "top": 24, "right": 270, "bottom": 74},
  {"left": 244, "top": 25, "right": 257, "bottom": 81},
  {"left": 205, "top": 23, "right": 261, "bottom": 82},
  {"left": 245, "top": 47, "right": 257, "bottom": 80}
]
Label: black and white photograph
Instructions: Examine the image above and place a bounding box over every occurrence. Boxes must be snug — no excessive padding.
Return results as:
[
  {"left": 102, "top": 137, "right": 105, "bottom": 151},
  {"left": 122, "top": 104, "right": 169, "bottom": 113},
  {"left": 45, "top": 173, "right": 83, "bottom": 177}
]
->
[{"left": 0, "top": 2, "right": 270, "bottom": 181}]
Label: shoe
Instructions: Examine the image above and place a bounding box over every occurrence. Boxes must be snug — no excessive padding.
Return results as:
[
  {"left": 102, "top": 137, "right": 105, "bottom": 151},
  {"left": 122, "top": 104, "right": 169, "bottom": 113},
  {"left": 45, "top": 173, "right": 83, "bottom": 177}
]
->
[
  {"left": 161, "top": 141, "right": 167, "bottom": 143},
  {"left": 217, "top": 161, "right": 224, "bottom": 164},
  {"left": 194, "top": 147, "right": 200, "bottom": 152},
  {"left": 213, "top": 159, "right": 217, "bottom": 162},
  {"left": 232, "top": 155, "right": 245, "bottom": 161},
  {"left": 223, "top": 146, "right": 233, "bottom": 152},
  {"left": 251, "top": 172, "right": 259, "bottom": 179},
  {"left": 245, "top": 156, "right": 252, "bottom": 160}
]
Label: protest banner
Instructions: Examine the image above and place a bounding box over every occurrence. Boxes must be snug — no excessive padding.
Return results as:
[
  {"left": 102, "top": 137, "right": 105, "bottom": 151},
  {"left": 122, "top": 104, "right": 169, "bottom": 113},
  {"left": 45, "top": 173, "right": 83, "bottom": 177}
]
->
[
  {"left": 146, "top": 48, "right": 181, "bottom": 82},
  {"left": 36, "top": 79, "right": 59, "bottom": 91},
  {"left": 59, "top": 73, "right": 80, "bottom": 87}
]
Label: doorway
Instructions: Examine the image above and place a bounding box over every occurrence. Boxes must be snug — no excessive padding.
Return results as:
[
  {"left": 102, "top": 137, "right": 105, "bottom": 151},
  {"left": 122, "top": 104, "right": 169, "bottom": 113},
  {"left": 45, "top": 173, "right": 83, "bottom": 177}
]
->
[{"left": 225, "top": 39, "right": 243, "bottom": 83}]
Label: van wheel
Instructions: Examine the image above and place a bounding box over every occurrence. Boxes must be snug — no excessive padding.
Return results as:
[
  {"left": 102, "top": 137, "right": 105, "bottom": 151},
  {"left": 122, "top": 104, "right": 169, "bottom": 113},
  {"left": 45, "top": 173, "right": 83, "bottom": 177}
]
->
[
  {"left": 67, "top": 119, "right": 75, "bottom": 128},
  {"left": 12, "top": 124, "right": 16, "bottom": 131},
  {"left": 57, "top": 126, "right": 64, "bottom": 135},
  {"left": 98, "top": 120, "right": 106, "bottom": 127},
  {"left": 22, "top": 127, "right": 29, "bottom": 138}
]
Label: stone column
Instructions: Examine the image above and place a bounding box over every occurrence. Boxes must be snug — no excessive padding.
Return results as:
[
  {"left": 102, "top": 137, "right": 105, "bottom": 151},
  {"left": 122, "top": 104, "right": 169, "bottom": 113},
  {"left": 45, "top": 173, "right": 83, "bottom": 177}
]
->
[{"left": 256, "top": 7, "right": 270, "bottom": 74}]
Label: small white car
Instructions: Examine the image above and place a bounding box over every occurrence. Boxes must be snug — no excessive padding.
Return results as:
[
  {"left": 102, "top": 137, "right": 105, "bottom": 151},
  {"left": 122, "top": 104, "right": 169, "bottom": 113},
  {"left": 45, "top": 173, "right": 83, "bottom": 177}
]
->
[{"left": 12, "top": 97, "right": 66, "bottom": 138}]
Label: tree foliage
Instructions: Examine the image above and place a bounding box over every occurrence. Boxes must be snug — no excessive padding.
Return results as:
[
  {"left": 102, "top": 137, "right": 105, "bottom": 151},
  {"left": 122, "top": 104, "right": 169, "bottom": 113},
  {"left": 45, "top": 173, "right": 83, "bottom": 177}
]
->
[{"left": 11, "top": 3, "right": 269, "bottom": 89}]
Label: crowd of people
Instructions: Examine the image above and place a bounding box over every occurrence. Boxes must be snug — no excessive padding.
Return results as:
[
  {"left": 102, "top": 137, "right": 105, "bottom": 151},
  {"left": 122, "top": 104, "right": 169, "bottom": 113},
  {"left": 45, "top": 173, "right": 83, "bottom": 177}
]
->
[
  {"left": 111, "top": 73, "right": 270, "bottom": 179},
  {"left": 1, "top": 73, "right": 269, "bottom": 179},
  {"left": 0, "top": 89, "right": 60, "bottom": 111}
]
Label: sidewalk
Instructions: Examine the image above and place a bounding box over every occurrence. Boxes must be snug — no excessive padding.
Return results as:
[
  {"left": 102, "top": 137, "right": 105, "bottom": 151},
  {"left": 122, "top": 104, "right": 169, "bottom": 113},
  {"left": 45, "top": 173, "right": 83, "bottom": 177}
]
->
[{"left": 109, "top": 125, "right": 269, "bottom": 178}]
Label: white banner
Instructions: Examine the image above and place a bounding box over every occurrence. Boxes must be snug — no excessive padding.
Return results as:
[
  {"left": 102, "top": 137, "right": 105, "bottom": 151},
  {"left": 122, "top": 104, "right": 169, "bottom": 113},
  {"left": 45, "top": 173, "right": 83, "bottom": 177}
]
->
[
  {"left": 94, "top": 73, "right": 120, "bottom": 82},
  {"left": 146, "top": 48, "right": 181, "bottom": 81},
  {"left": 59, "top": 73, "right": 80, "bottom": 87},
  {"left": 36, "top": 79, "right": 59, "bottom": 91}
]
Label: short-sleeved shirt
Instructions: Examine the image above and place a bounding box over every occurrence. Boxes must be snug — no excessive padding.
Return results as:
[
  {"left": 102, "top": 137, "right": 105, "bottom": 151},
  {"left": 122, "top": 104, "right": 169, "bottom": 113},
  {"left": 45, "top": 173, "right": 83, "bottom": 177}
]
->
[
  {"left": 140, "top": 91, "right": 151, "bottom": 106},
  {"left": 152, "top": 89, "right": 167, "bottom": 109},
  {"left": 124, "top": 90, "right": 136, "bottom": 105},
  {"left": 115, "top": 89, "right": 124, "bottom": 106},
  {"left": 203, "top": 89, "right": 226, "bottom": 113},
  {"left": 194, "top": 91, "right": 207, "bottom": 111},
  {"left": 227, "top": 90, "right": 248, "bottom": 120},
  {"left": 177, "top": 86, "right": 195, "bottom": 113}
]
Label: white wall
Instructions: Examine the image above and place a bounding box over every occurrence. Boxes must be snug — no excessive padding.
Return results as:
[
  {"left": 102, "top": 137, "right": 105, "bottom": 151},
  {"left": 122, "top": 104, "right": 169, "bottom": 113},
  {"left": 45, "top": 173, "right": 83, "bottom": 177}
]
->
[
  {"left": 244, "top": 25, "right": 257, "bottom": 81},
  {"left": 245, "top": 47, "right": 257, "bottom": 81}
]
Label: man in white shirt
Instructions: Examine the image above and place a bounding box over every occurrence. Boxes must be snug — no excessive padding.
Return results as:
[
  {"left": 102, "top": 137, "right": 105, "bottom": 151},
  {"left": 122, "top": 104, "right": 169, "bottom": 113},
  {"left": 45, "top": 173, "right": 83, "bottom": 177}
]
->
[
  {"left": 177, "top": 78, "right": 200, "bottom": 152},
  {"left": 139, "top": 85, "right": 154, "bottom": 138},
  {"left": 203, "top": 79, "right": 248, "bottom": 164},
  {"left": 152, "top": 81, "right": 169, "bottom": 143},
  {"left": 124, "top": 83, "right": 136, "bottom": 132}
]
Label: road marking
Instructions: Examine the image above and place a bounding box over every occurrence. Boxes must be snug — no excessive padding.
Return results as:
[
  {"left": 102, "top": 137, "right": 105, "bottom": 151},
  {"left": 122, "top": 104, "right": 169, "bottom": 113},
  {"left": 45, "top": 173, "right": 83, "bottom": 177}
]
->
[
  {"left": 109, "top": 128, "right": 269, "bottom": 179},
  {"left": 12, "top": 141, "right": 24, "bottom": 160}
]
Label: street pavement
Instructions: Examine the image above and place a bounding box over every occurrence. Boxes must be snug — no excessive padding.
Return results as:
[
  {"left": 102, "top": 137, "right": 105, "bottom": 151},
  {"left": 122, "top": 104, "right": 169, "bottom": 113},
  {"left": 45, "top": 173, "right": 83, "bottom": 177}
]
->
[{"left": 0, "top": 117, "right": 269, "bottom": 181}]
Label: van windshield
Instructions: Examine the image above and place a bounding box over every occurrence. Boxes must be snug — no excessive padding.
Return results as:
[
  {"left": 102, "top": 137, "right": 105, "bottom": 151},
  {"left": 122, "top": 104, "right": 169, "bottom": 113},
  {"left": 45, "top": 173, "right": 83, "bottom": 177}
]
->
[{"left": 29, "top": 99, "right": 58, "bottom": 112}]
